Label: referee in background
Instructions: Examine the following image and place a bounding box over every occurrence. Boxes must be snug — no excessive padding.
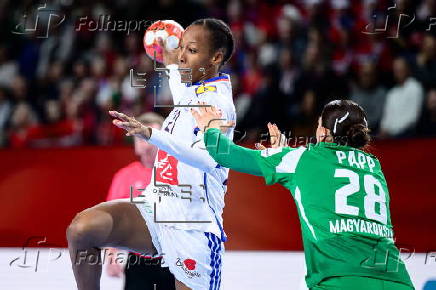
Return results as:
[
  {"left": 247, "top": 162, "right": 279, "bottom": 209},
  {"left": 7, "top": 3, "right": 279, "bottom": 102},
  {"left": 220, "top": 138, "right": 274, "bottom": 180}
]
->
[{"left": 105, "top": 112, "right": 175, "bottom": 290}]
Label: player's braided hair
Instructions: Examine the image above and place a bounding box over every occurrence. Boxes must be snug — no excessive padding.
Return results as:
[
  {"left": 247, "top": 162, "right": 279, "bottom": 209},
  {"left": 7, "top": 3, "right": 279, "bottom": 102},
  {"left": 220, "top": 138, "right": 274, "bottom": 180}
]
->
[
  {"left": 191, "top": 18, "right": 235, "bottom": 67},
  {"left": 321, "top": 100, "right": 371, "bottom": 148}
]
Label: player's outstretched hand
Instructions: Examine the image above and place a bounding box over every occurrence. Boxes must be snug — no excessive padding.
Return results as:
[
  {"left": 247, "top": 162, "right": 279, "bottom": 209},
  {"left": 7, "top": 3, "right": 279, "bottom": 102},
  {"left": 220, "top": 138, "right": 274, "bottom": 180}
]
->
[
  {"left": 109, "top": 111, "right": 152, "bottom": 139},
  {"left": 190, "top": 101, "right": 235, "bottom": 133},
  {"left": 255, "top": 122, "right": 288, "bottom": 150}
]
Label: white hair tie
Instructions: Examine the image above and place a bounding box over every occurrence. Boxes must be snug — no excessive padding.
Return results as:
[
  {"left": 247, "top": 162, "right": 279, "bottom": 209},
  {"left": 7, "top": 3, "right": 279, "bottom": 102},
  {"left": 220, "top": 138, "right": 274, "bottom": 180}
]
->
[{"left": 333, "top": 111, "right": 349, "bottom": 134}]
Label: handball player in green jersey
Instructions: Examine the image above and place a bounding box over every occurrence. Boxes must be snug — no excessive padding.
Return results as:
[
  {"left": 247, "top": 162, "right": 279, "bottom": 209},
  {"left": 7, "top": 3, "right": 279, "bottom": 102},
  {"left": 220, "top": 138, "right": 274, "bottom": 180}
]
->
[{"left": 191, "top": 100, "right": 414, "bottom": 290}]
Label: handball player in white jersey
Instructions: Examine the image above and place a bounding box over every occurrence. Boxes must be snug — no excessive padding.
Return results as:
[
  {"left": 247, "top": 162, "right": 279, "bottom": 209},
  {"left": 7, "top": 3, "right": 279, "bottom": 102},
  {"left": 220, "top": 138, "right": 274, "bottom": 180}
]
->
[{"left": 66, "top": 18, "right": 236, "bottom": 290}]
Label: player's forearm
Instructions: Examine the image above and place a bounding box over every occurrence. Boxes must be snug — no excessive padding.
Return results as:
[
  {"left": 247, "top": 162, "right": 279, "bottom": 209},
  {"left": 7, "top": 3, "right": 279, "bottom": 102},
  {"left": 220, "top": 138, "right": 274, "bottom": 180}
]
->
[
  {"left": 148, "top": 128, "right": 218, "bottom": 172},
  {"left": 204, "top": 128, "right": 263, "bottom": 176},
  {"left": 166, "top": 64, "right": 185, "bottom": 104}
]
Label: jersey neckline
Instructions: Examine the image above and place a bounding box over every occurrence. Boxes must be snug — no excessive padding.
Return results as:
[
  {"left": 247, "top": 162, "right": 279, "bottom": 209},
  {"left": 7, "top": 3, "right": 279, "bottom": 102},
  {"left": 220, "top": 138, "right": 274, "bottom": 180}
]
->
[
  {"left": 313, "top": 142, "right": 377, "bottom": 159},
  {"left": 186, "top": 73, "right": 229, "bottom": 87}
]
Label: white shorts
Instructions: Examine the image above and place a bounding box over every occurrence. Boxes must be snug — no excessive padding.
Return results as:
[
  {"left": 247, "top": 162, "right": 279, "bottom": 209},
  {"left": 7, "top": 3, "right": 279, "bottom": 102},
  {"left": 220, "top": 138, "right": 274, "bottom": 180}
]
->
[{"left": 133, "top": 199, "right": 224, "bottom": 290}]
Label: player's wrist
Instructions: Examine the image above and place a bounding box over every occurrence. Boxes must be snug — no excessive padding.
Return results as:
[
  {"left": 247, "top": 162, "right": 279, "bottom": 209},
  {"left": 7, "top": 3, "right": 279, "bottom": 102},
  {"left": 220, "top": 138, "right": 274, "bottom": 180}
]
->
[
  {"left": 143, "top": 126, "right": 152, "bottom": 140},
  {"left": 205, "top": 127, "right": 220, "bottom": 134},
  {"left": 163, "top": 51, "right": 178, "bottom": 66}
]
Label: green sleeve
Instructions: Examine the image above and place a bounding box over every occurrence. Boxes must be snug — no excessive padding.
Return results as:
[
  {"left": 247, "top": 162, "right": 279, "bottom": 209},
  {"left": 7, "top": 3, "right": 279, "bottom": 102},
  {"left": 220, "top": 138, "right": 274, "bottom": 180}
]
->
[{"left": 203, "top": 128, "right": 297, "bottom": 185}]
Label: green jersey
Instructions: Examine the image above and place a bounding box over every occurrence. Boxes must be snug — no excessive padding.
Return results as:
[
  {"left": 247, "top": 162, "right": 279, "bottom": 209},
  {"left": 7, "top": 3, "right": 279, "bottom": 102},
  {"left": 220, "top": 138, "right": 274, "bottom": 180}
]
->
[{"left": 204, "top": 128, "right": 414, "bottom": 289}]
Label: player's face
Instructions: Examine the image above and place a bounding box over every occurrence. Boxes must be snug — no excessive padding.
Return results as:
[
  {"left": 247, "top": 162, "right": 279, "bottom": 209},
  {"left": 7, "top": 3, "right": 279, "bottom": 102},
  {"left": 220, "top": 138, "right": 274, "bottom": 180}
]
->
[{"left": 178, "top": 25, "right": 221, "bottom": 83}]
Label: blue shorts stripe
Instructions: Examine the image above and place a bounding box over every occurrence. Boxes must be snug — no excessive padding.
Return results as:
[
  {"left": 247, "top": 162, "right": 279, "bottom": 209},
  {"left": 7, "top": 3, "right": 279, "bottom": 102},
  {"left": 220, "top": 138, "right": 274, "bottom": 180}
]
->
[
  {"left": 216, "top": 246, "right": 222, "bottom": 290},
  {"left": 213, "top": 235, "right": 220, "bottom": 290},
  {"left": 213, "top": 235, "right": 222, "bottom": 290},
  {"left": 206, "top": 232, "right": 223, "bottom": 290},
  {"left": 218, "top": 241, "right": 223, "bottom": 290},
  {"left": 206, "top": 233, "right": 214, "bottom": 290}
]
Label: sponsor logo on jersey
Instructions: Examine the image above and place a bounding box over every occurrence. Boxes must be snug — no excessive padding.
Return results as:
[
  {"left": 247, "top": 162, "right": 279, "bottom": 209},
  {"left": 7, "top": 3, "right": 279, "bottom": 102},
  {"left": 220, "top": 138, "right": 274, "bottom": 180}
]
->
[
  {"left": 155, "top": 150, "right": 179, "bottom": 185},
  {"left": 183, "top": 258, "right": 196, "bottom": 270},
  {"left": 176, "top": 258, "right": 201, "bottom": 278},
  {"left": 195, "top": 85, "right": 217, "bottom": 96}
]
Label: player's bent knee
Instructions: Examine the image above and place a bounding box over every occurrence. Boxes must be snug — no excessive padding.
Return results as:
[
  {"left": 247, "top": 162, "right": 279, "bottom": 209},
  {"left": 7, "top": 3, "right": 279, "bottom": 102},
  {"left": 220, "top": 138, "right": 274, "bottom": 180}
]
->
[
  {"left": 66, "top": 217, "right": 94, "bottom": 248},
  {"left": 66, "top": 207, "right": 113, "bottom": 248}
]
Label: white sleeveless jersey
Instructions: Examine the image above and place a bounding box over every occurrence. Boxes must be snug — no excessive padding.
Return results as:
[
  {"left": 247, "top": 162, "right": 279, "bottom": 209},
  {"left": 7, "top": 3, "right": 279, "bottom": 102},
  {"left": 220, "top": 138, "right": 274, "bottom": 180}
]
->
[{"left": 143, "top": 64, "right": 236, "bottom": 241}]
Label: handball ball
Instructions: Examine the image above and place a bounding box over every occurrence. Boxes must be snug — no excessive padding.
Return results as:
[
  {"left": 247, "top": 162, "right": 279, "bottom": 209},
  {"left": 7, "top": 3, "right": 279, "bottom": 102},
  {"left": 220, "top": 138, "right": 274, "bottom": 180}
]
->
[{"left": 143, "top": 20, "right": 184, "bottom": 63}]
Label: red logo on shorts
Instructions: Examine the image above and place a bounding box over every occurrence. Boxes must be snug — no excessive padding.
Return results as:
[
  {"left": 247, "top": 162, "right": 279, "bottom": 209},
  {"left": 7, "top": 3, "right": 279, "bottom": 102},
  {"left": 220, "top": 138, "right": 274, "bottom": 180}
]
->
[
  {"left": 183, "top": 259, "right": 196, "bottom": 270},
  {"left": 155, "top": 150, "right": 179, "bottom": 185}
]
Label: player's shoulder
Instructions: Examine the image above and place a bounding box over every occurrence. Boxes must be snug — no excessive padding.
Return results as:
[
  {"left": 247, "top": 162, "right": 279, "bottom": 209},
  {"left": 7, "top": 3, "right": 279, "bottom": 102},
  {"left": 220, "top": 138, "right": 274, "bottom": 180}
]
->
[
  {"left": 261, "top": 146, "right": 306, "bottom": 158},
  {"left": 194, "top": 74, "right": 232, "bottom": 101},
  {"left": 259, "top": 146, "right": 307, "bottom": 175},
  {"left": 189, "top": 74, "right": 235, "bottom": 119}
]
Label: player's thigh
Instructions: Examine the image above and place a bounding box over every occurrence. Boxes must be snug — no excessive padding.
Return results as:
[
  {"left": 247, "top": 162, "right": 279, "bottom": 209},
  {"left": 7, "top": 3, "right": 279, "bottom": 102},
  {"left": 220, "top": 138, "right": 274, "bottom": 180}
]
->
[
  {"left": 175, "top": 279, "right": 191, "bottom": 290},
  {"left": 74, "top": 200, "right": 155, "bottom": 254}
]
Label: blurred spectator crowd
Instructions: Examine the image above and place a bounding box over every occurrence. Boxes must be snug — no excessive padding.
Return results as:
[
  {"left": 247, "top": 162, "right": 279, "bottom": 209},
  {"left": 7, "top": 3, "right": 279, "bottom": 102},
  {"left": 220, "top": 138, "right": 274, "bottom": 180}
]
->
[{"left": 0, "top": 0, "right": 435, "bottom": 148}]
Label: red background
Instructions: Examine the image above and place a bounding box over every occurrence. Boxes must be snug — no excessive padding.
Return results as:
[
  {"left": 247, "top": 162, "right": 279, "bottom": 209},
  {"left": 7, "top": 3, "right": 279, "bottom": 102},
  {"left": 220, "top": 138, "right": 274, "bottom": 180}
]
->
[{"left": 0, "top": 139, "right": 435, "bottom": 251}]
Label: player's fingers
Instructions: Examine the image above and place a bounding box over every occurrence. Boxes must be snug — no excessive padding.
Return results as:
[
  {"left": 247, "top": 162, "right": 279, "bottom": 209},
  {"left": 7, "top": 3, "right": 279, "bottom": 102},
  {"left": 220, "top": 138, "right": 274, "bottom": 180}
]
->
[
  {"left": 126, "top": 127, "right": 142, "bottom": 136},
  {"left": 268, "top": 122, "right": 276, "bottom": 136},
  {"left": 112, "top": 119, "right": 128, "bottom": 130},
  {"left": 210, "top": 106, "right": 218, "bottom": 116},
  {"left": 118, "top": 121, "right": 139, "bottom": 128},
  {"left": 272, "top": 128, "right": 280, "bottom": 146},
  {"left": 124, "top": 114, "right": 137, "bottom": 123},
  {"left": 110, "top": 111, "right": 130, "bottom": 122},
  {"left": 273, "top": 124, "right": 282, "bottom": 138},
  {"left": 109, "top": 110, "right": 127, "bottom": 121},
  {"left": 271, "top": 123, "right": 278, "bottom": 134},
  {"left": 157, "top": 37, "right": 165, "bottom": 50},
  {"left": 120, "top": 113, "right": 137, "bottom": 123},
  {"left": 255, "top": 143, "right": 267, "bottom": 150},
  {"left": 270, "top": 123, "right": 278, "bottom": 136},
  {"left": 203, "top": 102, "right": 210, "bottom": 113},
  {"left": 211, "top": 106, "right": 222, "bottom": 118},
  {"left": 112, "top": 119, "right": 129, "bottom": 127},
  {"left": 109, "top": 110, "right": 121, "bottom": 119},
  {"left": 202, "top": 101, "right": 213, "bottom": 113},
  {"left": 226, "top": 120, "right": 236, "bottom": 128},
  {"left": 190, "top": 107, "right": 201, "bottom": 117},
  {"left": 197, "top": 101, "right": 208, "bottom": 114},
  {"left": 190, "top": 109, "right": 202, "bottom": 125},
  {"left": 272, "top": 124, "right": 283, "bottom": 147},
  {"left": 195, "top": 102, "right": 202, "bottom": 114},
  {"left": 267, "top": 122, "right": 277, "bottom": 144},
  {"left": 273, "top": 125, "right": 287, "bottom": 147}
]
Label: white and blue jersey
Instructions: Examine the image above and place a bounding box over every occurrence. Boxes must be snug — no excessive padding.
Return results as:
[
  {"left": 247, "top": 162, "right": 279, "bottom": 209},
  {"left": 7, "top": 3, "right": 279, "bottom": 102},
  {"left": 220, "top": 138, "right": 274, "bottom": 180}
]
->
[{"left": 132, "top": 64, "right": 235, "bottom": 289}]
